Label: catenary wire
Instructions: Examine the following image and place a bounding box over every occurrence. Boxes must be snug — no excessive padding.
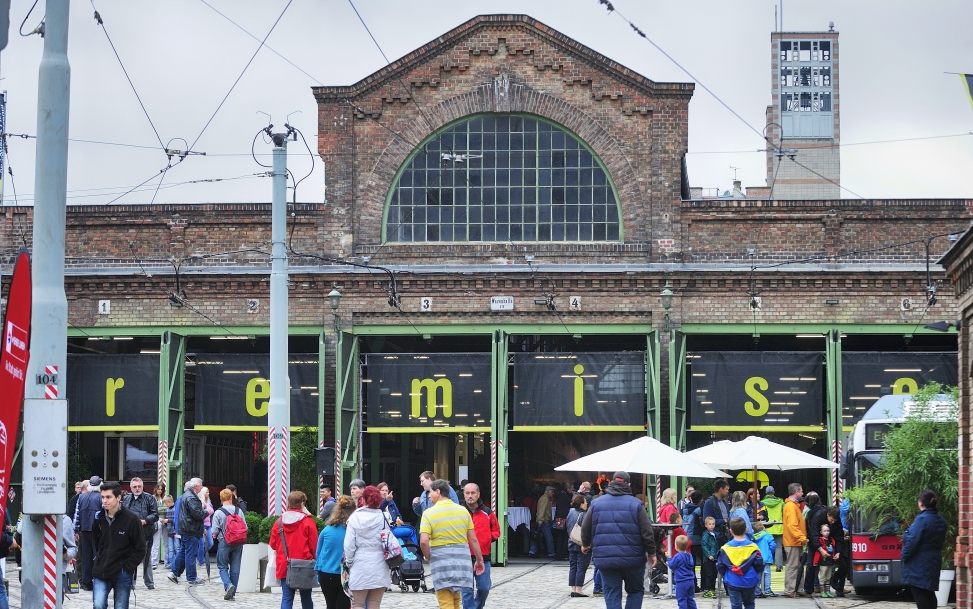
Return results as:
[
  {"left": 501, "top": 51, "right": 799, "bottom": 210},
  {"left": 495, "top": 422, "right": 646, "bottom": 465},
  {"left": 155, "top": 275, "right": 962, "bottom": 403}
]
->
[
  {"left": 19, "top": 0, "right": 42, "bottom": 36},
  {"left": 89, "top": 1, "right": 167, "bottom": 151},
  {"left": 188, "top": 0, "right": 294, "bottom": 153},
  {"left": 197, "top": 0, "right": 324, "bottom": 85}
]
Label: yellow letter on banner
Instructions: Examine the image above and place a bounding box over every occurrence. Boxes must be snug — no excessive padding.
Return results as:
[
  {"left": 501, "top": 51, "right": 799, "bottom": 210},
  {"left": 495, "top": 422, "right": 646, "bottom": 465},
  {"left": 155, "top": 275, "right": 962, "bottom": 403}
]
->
[
  {"left": 573, "top": 364, "right": 585, "bottom": 416},
  {"left": 247, "top": 378, "right": 271, "bottom": 417},
  {"left": 411, "top": 378, "right": 452, "bottom": 418},
  {"left": 892, "top": 377, "right": 919, "bottom": 395},
  {"left": 106, "top": 378, "right": 125, "bottom": 417},
  {"left": 744, "top": 377, "right": 770, "bottom": 417}
]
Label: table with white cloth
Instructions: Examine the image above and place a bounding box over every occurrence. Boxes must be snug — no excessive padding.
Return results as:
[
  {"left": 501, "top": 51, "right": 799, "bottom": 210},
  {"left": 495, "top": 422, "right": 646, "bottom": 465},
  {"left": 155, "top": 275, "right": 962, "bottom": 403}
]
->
[{"left": 506, "top": 507, "right": 532, "bottom": 531}]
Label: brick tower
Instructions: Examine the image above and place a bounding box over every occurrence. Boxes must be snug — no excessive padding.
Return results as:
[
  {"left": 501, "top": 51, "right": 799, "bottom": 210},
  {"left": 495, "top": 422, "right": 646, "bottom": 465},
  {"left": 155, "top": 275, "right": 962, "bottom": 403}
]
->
[{"left": 766, "top": 24, "right": 840, "bottom": 199}]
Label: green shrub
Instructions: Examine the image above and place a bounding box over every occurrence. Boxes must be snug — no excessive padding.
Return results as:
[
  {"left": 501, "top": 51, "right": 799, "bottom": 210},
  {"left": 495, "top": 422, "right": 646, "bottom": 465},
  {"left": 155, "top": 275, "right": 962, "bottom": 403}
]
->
[
  {"left": 259, "top": 515, "right": 280, "bottom": 544},
  {"left": 245, "top": 511, "right": 263, "bottom": 545},
  {"left": 312, "top": 516, "right": 326, "bottom": 533}
]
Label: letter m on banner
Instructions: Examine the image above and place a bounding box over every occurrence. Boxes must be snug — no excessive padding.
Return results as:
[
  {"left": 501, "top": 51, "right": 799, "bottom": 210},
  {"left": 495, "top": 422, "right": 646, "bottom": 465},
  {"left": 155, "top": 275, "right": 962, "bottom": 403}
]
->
[{"left": 411, "top": 378, "right": 452, "bottom": 418}]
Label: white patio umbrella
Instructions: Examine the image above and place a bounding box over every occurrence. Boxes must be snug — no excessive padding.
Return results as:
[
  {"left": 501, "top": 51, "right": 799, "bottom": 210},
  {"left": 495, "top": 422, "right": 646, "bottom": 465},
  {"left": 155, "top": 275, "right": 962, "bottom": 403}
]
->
[
  {"left": 685, "top": 436, "right": 839, "bottom": 493},
  {"left": 685, "top": 436, "right": 839, "bottom": 471},
  {"left": 555, "top": 436, "right": 730, "bottom": 478}
]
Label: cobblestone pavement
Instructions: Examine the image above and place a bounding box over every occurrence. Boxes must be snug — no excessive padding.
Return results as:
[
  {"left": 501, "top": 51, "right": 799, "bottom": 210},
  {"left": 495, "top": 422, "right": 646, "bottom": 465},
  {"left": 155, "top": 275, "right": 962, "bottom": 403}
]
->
[{"left": 6, "top": 559, "right": 924, "bottom": 609}]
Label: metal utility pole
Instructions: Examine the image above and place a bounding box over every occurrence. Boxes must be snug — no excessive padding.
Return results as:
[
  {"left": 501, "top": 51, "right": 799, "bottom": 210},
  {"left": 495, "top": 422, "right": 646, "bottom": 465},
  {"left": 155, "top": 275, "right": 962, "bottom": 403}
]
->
[
  {"left": 23, "top": 1, "right": 70, "bottom": 608},
  {"left": 267, "top": 126, "right": 293, "bottom": 516}
]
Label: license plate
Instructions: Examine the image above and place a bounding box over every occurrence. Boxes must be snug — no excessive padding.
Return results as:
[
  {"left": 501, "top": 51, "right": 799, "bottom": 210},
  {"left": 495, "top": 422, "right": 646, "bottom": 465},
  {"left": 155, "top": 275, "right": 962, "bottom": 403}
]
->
[{"left": 878, "top": 576, "right": 889, "bottom": 583}]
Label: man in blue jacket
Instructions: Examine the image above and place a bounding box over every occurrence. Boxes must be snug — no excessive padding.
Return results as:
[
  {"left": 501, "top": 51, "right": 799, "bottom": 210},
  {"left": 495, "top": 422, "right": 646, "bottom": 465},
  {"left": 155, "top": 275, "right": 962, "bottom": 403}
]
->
[
  {"left": 702, "top": 479, "right": 731, "bottom": 546},
  {"left": 412, "top": 471, "right": 459, "bottom": 518},
  {"left": 580, "top": 471, "right": 657, "bottom": 609}
]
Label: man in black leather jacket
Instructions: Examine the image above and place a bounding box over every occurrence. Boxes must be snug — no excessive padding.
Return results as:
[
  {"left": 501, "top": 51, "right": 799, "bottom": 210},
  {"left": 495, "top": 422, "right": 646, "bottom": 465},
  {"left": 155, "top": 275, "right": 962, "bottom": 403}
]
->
[{"left": 121, "top": 477, "right": 159, "bottom": 590}]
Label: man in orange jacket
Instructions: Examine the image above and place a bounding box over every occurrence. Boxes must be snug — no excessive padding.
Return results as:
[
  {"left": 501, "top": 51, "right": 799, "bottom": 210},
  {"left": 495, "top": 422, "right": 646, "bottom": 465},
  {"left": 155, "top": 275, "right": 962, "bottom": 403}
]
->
[
  {"left": 782, "top": 483, "right": 808, "bottom": 597},
  {"left": 462, "top": 482, "right": 501, "bottom": 609}
]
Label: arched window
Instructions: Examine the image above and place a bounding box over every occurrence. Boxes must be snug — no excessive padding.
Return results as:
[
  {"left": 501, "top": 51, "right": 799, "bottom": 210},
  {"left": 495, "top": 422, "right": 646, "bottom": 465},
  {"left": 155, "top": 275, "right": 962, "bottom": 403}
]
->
[{"left": 385, "top": 114, "right": 621, "bottom": 243}]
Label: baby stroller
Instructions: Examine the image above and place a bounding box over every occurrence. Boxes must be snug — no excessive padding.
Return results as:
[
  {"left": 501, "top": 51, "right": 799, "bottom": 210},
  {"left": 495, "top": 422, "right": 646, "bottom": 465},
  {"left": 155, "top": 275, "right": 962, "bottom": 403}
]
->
[
  {"left": 390, "top": 524, "right": 428, "bottom": 593},
  {"left": 648, "top": 526, "right": 670, "bottom": 595}
]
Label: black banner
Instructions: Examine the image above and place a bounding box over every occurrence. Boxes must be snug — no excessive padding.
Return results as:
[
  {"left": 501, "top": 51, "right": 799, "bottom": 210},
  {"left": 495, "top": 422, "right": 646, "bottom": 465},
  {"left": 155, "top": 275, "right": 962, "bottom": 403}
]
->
[
  {"left": 841, "top": 352, "right": 957, "bottom": 426},
  {"left": 511, "top": 352, "right": 646, "bottom": 429},
  {"left": 363, "top": 353, "right": 491, "bottom": 431},
  {"left": 67, "top": 354, "right": 160, "bottom": 428},
  {"left": 193, "top": 354, "right": 319, "bottom": 428},
  {"left": 689, "top": 352, "right": 824, "bottom": 428}
]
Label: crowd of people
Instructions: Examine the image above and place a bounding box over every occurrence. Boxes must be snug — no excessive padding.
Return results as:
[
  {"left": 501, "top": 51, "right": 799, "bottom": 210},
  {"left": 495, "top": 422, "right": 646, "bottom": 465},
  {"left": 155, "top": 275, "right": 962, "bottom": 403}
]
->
[{"left": 0, "top": 469, "right": 944, "bottom": 609}]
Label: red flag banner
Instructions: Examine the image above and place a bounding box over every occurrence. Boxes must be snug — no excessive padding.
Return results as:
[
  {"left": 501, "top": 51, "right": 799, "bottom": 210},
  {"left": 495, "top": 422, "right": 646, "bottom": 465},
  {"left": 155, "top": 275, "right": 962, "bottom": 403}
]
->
[{"left": 0, "top": 248, "right": 31, "bottom": 524}]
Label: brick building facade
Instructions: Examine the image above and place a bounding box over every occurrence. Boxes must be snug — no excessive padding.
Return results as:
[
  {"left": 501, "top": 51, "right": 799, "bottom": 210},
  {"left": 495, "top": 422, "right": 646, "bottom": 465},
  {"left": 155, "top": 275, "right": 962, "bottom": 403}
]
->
[{"left": 1, "top": 14, "right": 969, "bottom": 567}]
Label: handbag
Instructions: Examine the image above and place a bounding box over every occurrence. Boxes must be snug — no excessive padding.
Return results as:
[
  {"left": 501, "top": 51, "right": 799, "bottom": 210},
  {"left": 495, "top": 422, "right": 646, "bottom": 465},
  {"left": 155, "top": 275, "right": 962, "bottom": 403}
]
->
[
  {"left": 340, "top": 557, "right": 353, "bottom": 599},
  {"left": 569, "top": 510, "right": 584, "bottom": 545},
  {"left": 382, "top": 520, "right": 405, "bottom": 568},
  {"left": 278, "top": 519, "right": 317, "bottom": 590},
  {"left": 553, "top": 517, "right": 567, "bottom": 531}
]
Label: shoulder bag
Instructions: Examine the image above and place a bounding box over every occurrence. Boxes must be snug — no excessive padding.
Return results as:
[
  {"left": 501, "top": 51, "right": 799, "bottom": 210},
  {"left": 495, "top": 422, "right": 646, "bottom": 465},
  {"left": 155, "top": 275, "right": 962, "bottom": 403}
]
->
[
  {"left": 278, "top": 519, "right": 317, "bottom": 590},
  {"left": 382, "top": 519, "right": 405, "bottom": 568},
  {"left": 569, "top": 512, "right": 584, "bottom": 546}
]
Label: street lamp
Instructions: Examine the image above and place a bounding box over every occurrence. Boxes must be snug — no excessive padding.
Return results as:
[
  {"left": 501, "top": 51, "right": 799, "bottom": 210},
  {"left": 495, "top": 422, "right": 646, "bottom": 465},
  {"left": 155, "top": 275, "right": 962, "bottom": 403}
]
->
[
  {"left": 660, "top": 282, "right": 674, "bottom": 333},
  {"left": 328, "top": 284, "right": 342, "bottom": 333}
]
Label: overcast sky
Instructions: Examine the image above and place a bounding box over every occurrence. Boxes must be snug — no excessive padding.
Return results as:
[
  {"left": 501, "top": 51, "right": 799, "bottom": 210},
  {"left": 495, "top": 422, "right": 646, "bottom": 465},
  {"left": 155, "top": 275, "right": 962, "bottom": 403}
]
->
[{"left": 0, "top": 0, "right": 971, "bottom": 206}]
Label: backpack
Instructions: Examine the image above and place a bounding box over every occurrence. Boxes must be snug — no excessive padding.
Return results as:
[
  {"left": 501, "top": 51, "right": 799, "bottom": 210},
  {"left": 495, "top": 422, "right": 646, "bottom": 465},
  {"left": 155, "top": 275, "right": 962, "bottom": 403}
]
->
[{"left": 220, "top": 507, "right": 247, "bottom": 545}]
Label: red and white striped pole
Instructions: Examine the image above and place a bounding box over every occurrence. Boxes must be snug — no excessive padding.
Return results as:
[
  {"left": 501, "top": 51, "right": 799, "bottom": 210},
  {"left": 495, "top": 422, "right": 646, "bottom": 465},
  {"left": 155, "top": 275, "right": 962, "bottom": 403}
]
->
[
  {"left": 335, "top": 440, "right": 341, "bottom": 494},
  {"left": 157, "top": 440, "right": 168, "bottom": 490},
  {"left": 655, "top": 475, "right": 662, "bottom": 514},
  {"left": 318, "top": 440, "right": 325, "bottom": 517},
  {"left": 490, "top": 440, "right": 498, "bottom": 513},
  {"left": 831, "top": 440, "right": 843, "bottom": 504},
  {"left": 268, "top": 427, "right": 278, "bottom": 516},
  {"left": 43, "top": 516, "right": 58, "bottom": 609}
]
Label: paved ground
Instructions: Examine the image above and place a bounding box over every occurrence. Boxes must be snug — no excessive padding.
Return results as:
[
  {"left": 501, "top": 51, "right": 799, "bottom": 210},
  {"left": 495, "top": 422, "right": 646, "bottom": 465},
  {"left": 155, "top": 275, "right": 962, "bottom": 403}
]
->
[{"left": 5, "top": 559, "right": 924, "bottom": 609}]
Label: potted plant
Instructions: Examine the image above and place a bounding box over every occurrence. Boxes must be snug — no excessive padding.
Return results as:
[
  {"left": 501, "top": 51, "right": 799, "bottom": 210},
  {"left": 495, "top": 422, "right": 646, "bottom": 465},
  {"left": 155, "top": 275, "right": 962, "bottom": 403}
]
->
[
  {"left": 236, "top": 511, "right": 265, "bottom": 593},
  {"left": 845, "top": 382, "right": 958, "bottom": 604}
]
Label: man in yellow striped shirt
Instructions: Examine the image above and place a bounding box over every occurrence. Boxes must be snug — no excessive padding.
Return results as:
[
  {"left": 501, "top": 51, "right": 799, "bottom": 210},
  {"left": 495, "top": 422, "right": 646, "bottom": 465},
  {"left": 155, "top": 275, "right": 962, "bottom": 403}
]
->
[{"left": 420, "top": 479, "right": 485, "bottom": 609}]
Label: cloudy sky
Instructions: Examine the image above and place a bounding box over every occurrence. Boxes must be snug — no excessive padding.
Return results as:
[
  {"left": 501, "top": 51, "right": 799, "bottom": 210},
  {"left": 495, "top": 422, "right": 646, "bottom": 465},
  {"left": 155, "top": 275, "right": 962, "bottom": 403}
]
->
[{"left": 1, "top": 0, "right": 971, "bottom": 206}]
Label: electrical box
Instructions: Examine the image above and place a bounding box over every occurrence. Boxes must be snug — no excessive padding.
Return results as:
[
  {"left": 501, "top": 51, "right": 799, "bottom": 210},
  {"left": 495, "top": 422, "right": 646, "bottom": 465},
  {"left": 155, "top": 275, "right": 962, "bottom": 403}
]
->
[{"left": 22, "top": 399, "right": 68, "bottom": 514}]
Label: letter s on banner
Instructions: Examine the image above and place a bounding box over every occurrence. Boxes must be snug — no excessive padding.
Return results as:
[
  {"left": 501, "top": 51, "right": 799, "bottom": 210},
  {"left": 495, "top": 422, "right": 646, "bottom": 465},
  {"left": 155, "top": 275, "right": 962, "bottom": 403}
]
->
[
  {"left": 0, "top": 249, "right": 31, "bottom": 526},
  {"left": 744, "top": 376, "right": 770, "bottom": 416}
]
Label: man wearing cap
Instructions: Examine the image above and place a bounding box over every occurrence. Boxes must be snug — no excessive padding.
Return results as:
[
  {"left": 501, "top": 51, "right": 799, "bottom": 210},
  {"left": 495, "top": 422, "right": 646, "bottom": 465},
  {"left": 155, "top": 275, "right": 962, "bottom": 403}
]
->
[
  {"left": 761, "top": 486, "right": 785, "bottom": 569},
  {"left": 74, "top": 475, "right": 104, "bottom": 591},
  {"left": 528, "top": 486, "right": 556, "bottom": 558},
  {"left": 581, "top": 471, "right": 657, "bottom": 609}
]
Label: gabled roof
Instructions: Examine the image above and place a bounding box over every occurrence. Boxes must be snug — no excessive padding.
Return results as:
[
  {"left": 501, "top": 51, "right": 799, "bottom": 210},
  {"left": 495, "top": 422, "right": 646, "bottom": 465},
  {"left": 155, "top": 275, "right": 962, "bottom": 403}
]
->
[{"left": 312, "top": 14, "right": 693, "bottom": 102}]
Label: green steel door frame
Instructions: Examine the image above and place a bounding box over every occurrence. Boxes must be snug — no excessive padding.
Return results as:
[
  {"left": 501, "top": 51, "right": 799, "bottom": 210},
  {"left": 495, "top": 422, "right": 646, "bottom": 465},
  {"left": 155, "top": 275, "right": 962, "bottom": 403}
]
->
[
  {"left": 825, "top": 329, "right": 842, "bottom": 505},
  {"left": 669, "top": 331, "right": 687, "bottom": 453},
  {"left": 317, "top": 332, "right": 326, "bottom": 447},
  {"left": 646, "top": 331, "right": 660, "bottom": 441},
  {"left": 158, "top": 331, "right": 186, "bottom": 494},
  {"left": 491, "top": 329, "right": 510, "bottom": 565},
  {"left": 335, "top": 331, "right": 360, "bottom": 493}
]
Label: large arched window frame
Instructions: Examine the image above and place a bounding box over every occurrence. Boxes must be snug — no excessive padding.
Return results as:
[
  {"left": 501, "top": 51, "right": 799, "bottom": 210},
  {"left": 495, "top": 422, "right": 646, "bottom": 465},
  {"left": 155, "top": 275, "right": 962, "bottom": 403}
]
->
[{"left": 383, "top": 113, "right": 622, "bottom": 243}]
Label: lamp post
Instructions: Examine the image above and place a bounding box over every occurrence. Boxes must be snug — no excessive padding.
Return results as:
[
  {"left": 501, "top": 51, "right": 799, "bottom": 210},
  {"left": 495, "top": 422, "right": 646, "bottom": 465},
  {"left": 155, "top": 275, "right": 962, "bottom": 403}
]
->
[
  {"left": 660, "top": 283, "right": 674, "bottom": 334},
  {"left": 328, "top": 285, "right": 342, "bottom": 333}
]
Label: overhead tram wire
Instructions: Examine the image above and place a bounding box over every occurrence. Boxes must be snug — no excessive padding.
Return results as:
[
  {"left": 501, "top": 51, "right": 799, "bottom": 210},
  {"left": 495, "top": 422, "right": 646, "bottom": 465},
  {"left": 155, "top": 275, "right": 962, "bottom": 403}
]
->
[
  {"left": 197, "top": 0, "right": 324, "bottom": 85},
  {"left": 89, "top": 1, "right": 167, "bottom": 151},
  {"left": 686, "top": 132, "right": 973, "bottom": 154},
  {"left": 188, "top": 0, "right": 294, "bottom": 154}
]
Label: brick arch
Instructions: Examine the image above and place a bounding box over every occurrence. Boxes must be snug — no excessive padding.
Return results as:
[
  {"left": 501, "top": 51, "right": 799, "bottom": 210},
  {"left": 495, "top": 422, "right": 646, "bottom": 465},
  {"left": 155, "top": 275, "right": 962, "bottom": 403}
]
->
[{"left": 355, "top": 84, "right": 646, "bottom": 245}]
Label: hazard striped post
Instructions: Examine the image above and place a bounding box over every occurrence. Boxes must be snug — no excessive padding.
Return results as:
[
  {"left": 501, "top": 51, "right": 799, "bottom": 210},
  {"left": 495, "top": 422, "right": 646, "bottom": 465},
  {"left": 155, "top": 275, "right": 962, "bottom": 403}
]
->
[
  {"left": 656, "top": 475, "right": 662, "bottom": 514},
  {"left": 335, "top": 440, "right": 341, "bottom": 494},
  {"left": 44, "top": 365, "right": 58, "bottom": 399},
  {"left": 831, "top": 440, "right": 843, "bottom": 504},
  {"left": 43, "top": 515, "right": 58, "bottom": 609},
  {"left": 268, "top": 427, "right": 278, "bottom": 516},
  {"left": 490, "top": 440, "right": 498, "bottom": 512},
  {"left": 279, "top": 428, "right": 289, "bottom": 511},
  {"left": 157, "top": 440, "right": 168, "bottom": 490},
  {"left": 318, "top": 440, "right": 325, "bottom": 517}
]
